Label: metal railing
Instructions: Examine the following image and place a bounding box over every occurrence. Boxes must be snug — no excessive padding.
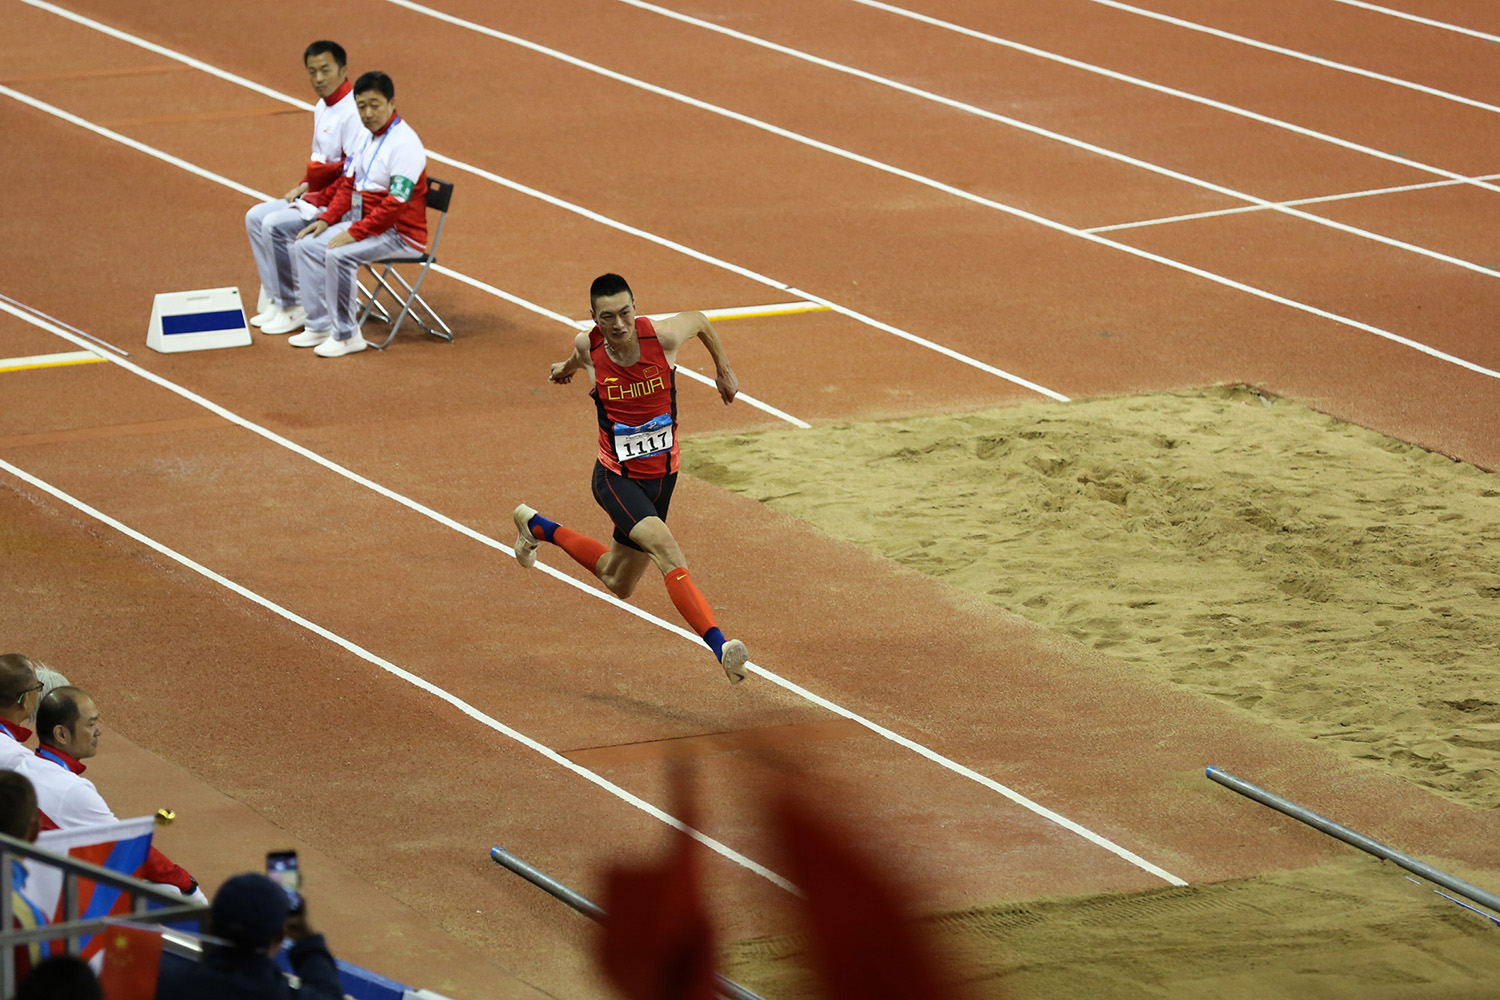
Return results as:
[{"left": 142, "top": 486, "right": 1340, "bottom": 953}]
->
[
  {"left": 1206, "top": 767, "right": 1500, "bottom": 918},
  {"left": 490, "top": 846, "right": 768, "bottom": 1000},
  {"left": 0, "top": 831, "right": 209, "bottom": 995}
]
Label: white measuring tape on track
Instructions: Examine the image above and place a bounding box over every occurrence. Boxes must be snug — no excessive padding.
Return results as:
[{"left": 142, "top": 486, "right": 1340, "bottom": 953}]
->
[{"left": 1, "top": 296, "right": 1186, "bottom": 886}]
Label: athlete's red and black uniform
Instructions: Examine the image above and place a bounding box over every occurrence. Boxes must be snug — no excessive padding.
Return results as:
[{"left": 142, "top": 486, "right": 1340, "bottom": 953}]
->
[
  {"left": 589, "top": 317, "right": 679, "bottom": 549},
  {"left": 513, "top": 313, "right": 747, "bottom": 679}
]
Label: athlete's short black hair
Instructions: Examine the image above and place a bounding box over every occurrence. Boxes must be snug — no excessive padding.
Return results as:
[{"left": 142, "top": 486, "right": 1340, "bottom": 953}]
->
[
  {"left": 590, "top": 273, "right": 633, "bottom": 310},
  {"left": 354, "top": 71, "right": 396, "bottom": 101},
  {"left": 303, "top": 40, "right": 347, "bottom": 69}
]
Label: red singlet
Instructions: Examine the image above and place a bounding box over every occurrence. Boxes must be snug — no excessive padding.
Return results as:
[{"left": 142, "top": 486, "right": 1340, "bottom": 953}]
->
[{"left": 591, "top": 316, "right": 679, "bottom": 478}]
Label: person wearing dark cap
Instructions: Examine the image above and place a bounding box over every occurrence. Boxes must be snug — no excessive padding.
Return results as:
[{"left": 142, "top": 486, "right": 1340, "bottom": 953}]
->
[{"left": 154, "top": 872, "right": 342, "bottom": 999}]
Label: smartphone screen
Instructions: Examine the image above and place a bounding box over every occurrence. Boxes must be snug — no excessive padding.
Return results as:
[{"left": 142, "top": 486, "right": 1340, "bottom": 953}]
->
[{"left": 265, "top": 850, "right": 304, "bottom": 912}]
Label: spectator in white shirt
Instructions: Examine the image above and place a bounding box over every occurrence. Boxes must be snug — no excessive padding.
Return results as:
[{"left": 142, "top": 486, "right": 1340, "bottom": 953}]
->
[{"left": 18, "top": 687, "right": 205, "bottom": 902}]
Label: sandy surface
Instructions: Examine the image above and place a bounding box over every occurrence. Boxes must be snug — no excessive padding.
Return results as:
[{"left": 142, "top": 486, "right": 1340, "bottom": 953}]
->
[
  {"left": 684, "top": 385, "right": 1500, "bottom": 811},
  {"left": 689, "top": 386, "right": 1500, "bottom": 995},
  {"left": 721, "top": 856, "right": 1500, "bottom": 999}
]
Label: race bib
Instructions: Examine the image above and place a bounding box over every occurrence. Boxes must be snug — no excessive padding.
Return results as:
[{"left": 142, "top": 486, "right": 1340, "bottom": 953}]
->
[{"left": 613, "top": 414, "right": 674, "bottom": 464}]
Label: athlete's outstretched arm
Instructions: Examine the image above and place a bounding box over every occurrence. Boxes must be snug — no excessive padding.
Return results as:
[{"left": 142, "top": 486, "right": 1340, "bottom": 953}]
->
[
  {"left": 658, "top": 311, "right": 738, "bottom": 404},
  {"left": 549, "top": 331, "right": 593, "bottom": 384}
]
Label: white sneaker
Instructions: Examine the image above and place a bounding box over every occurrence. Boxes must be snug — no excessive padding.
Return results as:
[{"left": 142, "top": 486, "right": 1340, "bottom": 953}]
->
[
  {"left": 720, "top": 639, "right": 748, "bottom": 685},
  {"left": 314, "top": 332, "right": 367, "bottom": 357},
  {"left": 512, "top": 504, "right": 540, "bottom": 568},
  {"left": 249, "top": 304, "right": 280, "bottom": 327},
  {"left": 288, "top": 328, "right": 330, "bottom": 348},
  {"left": 259, "top": 305, "right": 307, "bottom": 335}
]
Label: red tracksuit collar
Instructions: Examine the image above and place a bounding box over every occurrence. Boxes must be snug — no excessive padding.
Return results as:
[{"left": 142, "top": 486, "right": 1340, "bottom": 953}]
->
[
  {"left": 0, "top": 719, "right": 31, "bottom": 743},
  {"left": 371, "top": 111, "right": 400, "bottom": 137},
  {"left": 326, "top": 79, "right": 353, "bottom": 105},
  {"left": 36, "top": 744, "right": 85, "bottom": 775}
]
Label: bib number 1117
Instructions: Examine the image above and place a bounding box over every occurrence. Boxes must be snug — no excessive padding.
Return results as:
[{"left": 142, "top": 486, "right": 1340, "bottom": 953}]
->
[{"left": 613, "top": 415, "right": 674, "bottom": 463}]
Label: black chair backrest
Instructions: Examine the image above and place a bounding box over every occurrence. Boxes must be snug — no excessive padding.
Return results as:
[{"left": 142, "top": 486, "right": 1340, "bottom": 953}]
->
[{"left": 425, "top": 177, "right": 453, "bottom": 213}]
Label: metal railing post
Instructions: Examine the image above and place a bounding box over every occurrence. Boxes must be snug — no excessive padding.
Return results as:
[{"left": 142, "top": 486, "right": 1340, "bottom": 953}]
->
[
  {"left": 490, "top": 847, "right": 768, "bottom": 1000},
  {"left": 0, "top": 831, "right": 210, "bottom": 965},
  {"left": 2, "top": 848, "right": 15, "bottom": 998},
  {"left": 64, "top": 871, "right": 79, "bottom": 954},
  {"left": 1207, "top": 766, "right": 1500, "bottom": 916}
]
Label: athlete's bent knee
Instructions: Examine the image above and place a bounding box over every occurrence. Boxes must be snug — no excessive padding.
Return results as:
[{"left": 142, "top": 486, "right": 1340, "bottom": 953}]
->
[
  {"left": 604, "top": 572, "right": 638, "bottom": 599},
  {"left": 627, "top": 518, "right": 685, "bottom": 574},
  {"left": 597, "top": 548, "right": 648, "bottom": 598}
]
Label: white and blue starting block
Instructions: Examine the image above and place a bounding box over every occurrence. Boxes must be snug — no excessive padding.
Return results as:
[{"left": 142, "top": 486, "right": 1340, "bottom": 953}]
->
[{"left": 146, "top": 287, "right": 252, "bottom": 354}]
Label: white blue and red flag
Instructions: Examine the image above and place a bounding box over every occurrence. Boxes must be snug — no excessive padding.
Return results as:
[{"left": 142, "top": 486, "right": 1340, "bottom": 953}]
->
[{"left": 22, "top": 816, "right": 157, "bottom": 958}]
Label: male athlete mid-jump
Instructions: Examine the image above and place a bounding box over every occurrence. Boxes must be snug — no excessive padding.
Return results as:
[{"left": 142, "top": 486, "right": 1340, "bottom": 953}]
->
[{"left": 512, "top": 273, "right": 750, "bottom": 684}]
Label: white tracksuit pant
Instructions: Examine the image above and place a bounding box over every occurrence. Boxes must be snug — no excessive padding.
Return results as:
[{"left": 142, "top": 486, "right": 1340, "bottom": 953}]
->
[
  {"left": 244, "top": 199, "right": 314, "bottom": 309},
  {"left": 293, "top": 223, "right": 422, "bottom": 342}
]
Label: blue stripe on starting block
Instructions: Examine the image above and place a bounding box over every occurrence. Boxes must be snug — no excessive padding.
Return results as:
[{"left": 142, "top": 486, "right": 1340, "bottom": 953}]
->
[{"left": 161, "top": 309, "right": 246, "bottom": 336}]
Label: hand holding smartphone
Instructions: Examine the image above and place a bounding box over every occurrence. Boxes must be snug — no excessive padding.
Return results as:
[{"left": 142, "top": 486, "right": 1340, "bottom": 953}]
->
[{"left": 265, "top": 850, "right": 305, "bottom": 915}]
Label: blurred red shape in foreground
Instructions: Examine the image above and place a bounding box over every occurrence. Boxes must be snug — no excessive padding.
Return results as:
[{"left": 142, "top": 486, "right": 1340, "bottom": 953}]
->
[{"left": 597, "top": 766, "right": 967, "bottom": 1000}]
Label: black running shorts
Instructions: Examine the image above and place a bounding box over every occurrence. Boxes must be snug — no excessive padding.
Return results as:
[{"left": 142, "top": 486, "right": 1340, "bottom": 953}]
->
[{"left": 591, "top": 462, "right": 677, "bottom": 551}]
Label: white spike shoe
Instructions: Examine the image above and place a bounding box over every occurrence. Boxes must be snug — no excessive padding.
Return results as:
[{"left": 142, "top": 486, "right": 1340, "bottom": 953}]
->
[
  {"left": 512, "top": 504, "right": 540, "bottom": 568},
  {"left": 720, "top": 639, "right": 748, "bottom": 685}
]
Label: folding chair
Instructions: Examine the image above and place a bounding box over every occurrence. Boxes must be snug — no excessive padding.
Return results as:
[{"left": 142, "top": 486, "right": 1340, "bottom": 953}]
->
[{"left": 357, "top": 176, "right": 455, "bottom": 350}]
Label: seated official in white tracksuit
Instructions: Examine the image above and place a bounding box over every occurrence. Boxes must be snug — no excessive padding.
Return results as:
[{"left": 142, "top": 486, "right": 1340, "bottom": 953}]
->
[
  {"left": 245, "top": 40, "right": 365, "bottom": 336},
  {"left": 290, "top": 70, "right": 427, "bottom": 358}
]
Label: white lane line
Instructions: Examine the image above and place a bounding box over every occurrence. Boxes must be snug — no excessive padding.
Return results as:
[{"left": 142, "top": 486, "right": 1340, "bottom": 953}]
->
[
  {"left": 0, "top": 454, "right": 797, "bottom": 894},
  {"left": 606, "top": 0, "right": 1500, "bottom": 280},
  {"left": 1325, "top": 0, "right": 1500, "bottom": 43},
  {"left": 0, "top": 291, "right": 131, "bottom": 356},
  {"left": 419, "top": 147, "right": 1069, "bottom": 402},
  {"left": 0, "top": 350, "right": 105, "bottom": 373},
  {"left": 366, "top": 2, "right": 1500, "bottom": 384},
  {"left": 0, "top": 83, "right": 810, "bottom": 430},
  {"left": 1085, "top": 0, "right": 1500, "bottom": 115},
  {"left": 843, "top": 0, "right": 1500, "bottom": 196},
  {"left": 1085, "top": 172, "right": 1500, "bottom": 234},
  {"left": 23, "top": 6, "right": 1500, "bottom": 395},
  {"left": 22, "top": 0, "right": 1065, "bottom": 403},
  {"left": 2, "top": 297, "right": 1187, "bottom": 886}
]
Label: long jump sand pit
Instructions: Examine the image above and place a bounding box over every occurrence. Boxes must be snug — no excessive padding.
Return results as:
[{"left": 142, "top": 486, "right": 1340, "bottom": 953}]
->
[
  {"left": 685, "top": 384, "right": 1500, "bottom": 810},
  {"left": 721, "top": 856, "right": 1499, "bottom": 999},
  {"left": 686, "top": 385, "right": 1500, "bottom": 997}
]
